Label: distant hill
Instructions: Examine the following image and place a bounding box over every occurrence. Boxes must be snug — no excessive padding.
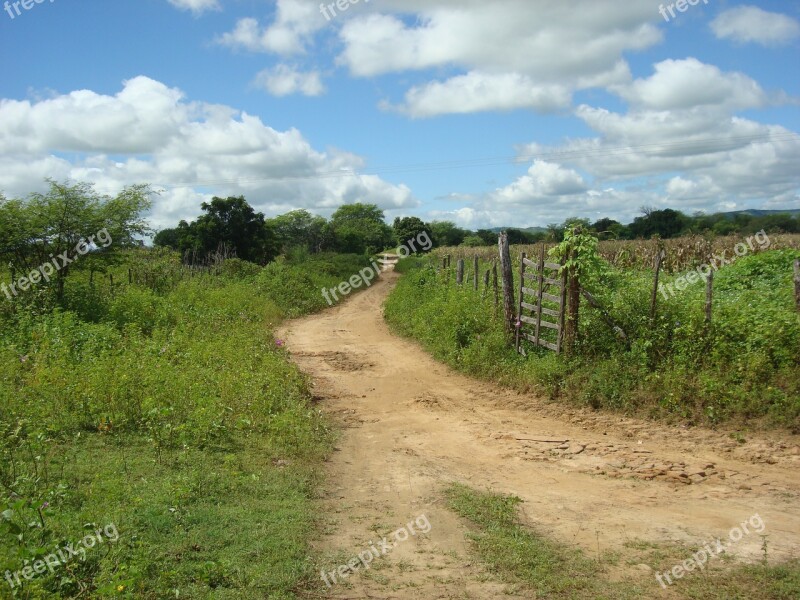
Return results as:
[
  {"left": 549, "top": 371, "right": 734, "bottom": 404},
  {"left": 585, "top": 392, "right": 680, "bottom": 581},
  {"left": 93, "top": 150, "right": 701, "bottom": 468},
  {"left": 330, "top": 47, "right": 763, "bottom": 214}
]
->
[
  {"left": 720, "top": 209, "right": 800, "bottom": 219},
  {"left": 490, "top": 209, "right": 799, "bottom": 231}
]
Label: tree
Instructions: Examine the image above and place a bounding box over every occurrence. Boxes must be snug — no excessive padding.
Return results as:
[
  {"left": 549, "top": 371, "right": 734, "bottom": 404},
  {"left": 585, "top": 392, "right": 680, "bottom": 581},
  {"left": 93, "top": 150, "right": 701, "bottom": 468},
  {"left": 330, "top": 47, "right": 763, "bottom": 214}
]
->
[
  {"left": 153, "top": 228, "right": 180, "bottom": 249},
  {"left": 429, "top": 221, "right": 467, "bottom": 247},
  {"left": 0, "top": 180, "right": 152, "bottom": 298},
  {"left": 176, "top": 196, "right": 279, "bottom": 264},
  {"left": 329, "top": 203, "right": 393, "bottom": 255},
  {"left": 461, "top": 235, "right": 487, "bottom": 247},
  {"left": 269, "top": 209, "right": 327, "bottom": 253},
  {"left": 475, "top": 230, "right": 499, "bottom": 245},
  {"left": 393, "top": 217, "right": 431, "bottom": 250},
  {"left": 629, "top": 209, "right": 687, "bottom": 239},
  {"left": 590, "top": 218, "right": 629, "bottom": 240}
]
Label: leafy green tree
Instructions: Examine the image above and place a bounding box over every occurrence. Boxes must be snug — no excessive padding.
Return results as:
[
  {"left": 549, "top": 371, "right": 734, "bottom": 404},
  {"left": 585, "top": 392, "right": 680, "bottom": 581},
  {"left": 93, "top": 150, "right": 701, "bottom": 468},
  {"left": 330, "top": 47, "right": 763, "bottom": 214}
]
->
[
  {"left": 269, "top": 209, "right": 328, "bottom": 253},
  {"left": 461, "top": 235, "right": 488, "bottom": 247},
  {"left": 0, "top": 180, "right": 152, "bottom": 298},
  {"left": 475, "top": 229, "right": 499, "bottom": 245},
  {"left": 329, "top": 203, "right": 393, "bottom": 255},
  {"left": 629, "top": 208, "right": 687, "bottom": 239},
  {"left": 393, "top": 217, "right": 431, "bottom": 250},
  {"left": 153, "top": 227, "right": 180, "bottom": 249},
  {"left": 429, "top": 221, "right": 467, "bottom": 247},
  {"left": 176, "top": 196, "right": 279, "bottom": 264}
]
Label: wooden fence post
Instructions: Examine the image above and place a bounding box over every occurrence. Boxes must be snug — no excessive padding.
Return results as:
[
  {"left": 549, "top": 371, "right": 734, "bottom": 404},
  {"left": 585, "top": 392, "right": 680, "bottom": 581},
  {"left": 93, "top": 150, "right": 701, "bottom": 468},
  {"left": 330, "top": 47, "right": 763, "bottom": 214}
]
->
[
  {"left": 473, "top": 256, "right": 479, "bottom": 291},
  {"left": 483, "top": 269, "right": 490, "bottom": 296},
  {"left": 794, "top": 260, "right": 800, "bottom": 313},
  {"left": 564, "top": 245, "right": 580, "bottom": 353},
  {"left": 515, "top": 252, "right": 526, "bottom": 350},
  {"left": 498, "top": 232, "right": 516, "bottom": 339},
  {"left": 456, "top": 259, "right": 465, "bottom": 285}
]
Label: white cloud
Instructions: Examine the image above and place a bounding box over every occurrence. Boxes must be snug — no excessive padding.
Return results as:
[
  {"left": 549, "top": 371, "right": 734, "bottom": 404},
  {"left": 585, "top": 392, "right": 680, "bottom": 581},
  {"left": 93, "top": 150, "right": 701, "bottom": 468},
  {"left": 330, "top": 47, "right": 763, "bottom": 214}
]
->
[
  {"left": 216, "top": 0, "right": 325, "bottom": 55},
  {"left": 337, "top": 0, "right": 658, "bottom": 115},
  {"left": 385, "top": 72, "right": 571, "bottom": 118},
  {"left": 491, "top": 161, "right": 587, "bottom": 204},
  {"left": 254, "top": 65, "right": 325, "bottom": 97},
  {"left": 167, "top": 0, "right": 220, "bottom": 16},
  {"left": 0, "top": 77, "right": 417, "bottom": 231},
  {"left": 614, "top": 58, "right": 767, "bottom": 111},
  {"left": 711, "top": 6, "right": 800, "bottom": 46}
]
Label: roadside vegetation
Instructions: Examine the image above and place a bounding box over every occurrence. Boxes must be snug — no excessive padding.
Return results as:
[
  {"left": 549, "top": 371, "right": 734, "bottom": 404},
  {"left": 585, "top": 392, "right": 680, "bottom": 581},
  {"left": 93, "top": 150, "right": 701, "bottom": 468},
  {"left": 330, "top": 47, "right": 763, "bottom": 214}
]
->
[
  {"left": 386, "top": 236, "right": 800, "bottom": 429},
  {"left": 0, "top": 182, "right": 379, "bottom": 598},
  {"left": 445, "top": 483, "right": 800, "bottom": 599}
]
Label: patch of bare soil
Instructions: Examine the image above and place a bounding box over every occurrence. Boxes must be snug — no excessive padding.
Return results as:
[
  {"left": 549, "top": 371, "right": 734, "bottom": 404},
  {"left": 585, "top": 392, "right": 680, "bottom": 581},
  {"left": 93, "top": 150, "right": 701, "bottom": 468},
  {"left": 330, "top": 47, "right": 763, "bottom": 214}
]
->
[{"left": 277, "top": 271, "right": 800, "bottom": 599}]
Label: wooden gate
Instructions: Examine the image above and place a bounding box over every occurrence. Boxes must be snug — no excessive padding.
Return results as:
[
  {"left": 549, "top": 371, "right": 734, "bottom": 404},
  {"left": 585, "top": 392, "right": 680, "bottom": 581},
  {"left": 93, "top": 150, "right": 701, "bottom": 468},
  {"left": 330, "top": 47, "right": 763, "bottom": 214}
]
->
[{"left": 515, "top": 244, "right": 567, "bottom": 355}]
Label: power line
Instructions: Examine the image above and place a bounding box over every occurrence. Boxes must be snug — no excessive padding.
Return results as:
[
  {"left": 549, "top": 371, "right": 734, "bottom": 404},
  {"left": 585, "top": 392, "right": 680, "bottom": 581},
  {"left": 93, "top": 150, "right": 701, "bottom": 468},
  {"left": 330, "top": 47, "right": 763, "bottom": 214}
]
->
[{"left": 157, "top": 131, "right": 800, "bottom": 190}]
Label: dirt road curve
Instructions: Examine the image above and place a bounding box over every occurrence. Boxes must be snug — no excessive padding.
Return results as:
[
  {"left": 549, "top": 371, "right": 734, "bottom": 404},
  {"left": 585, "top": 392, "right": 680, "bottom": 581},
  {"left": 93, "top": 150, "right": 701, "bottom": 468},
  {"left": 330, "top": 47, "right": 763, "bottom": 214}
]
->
[{"left": 278, "top": 270, "right": 800, "bottom": 598}]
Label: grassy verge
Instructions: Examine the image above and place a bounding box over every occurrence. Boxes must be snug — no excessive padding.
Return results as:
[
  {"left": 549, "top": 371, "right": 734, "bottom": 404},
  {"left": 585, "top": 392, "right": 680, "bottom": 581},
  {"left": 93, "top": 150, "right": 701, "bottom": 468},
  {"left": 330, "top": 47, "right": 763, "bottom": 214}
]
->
[
  {"left": 385, "top": 249, "right": 800, "bottom": 429},
  {"left": 445, "top": 483, "right": 800, "bottom": 599},
  {"left": 0, "top": 251, "right": 371, "bottom": 598}
]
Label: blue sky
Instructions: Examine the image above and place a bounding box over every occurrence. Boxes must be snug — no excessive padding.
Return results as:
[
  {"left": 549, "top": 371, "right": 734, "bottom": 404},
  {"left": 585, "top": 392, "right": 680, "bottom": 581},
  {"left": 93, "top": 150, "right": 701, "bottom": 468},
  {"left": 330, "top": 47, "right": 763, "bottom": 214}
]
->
[{"left": 1, "top": 0, "right": 798, "bottom": 231}]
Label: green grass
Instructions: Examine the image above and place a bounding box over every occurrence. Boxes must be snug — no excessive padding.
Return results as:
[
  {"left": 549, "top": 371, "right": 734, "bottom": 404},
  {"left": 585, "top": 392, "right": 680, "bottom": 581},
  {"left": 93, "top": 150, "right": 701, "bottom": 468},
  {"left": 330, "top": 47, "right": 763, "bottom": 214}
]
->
[
  {"left": 385, "top": 250, "right": 800, "bottom": 429},
  {"left": 444, "top": 483, "right": 640, "bottom": 599},
  {"left": 445, "top": 483, "right": 800, "bottom": 599},
  {"left": 0, "top": 250, "right": 372, "bottom": 598}
]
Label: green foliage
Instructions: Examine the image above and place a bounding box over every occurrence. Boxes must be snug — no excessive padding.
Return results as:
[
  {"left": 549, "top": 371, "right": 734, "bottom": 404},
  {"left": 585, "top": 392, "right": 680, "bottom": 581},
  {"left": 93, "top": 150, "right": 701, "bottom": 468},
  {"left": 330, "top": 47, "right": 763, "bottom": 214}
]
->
[
  {"left": 329, "top": 203, "right": 393, "bottom": 255},
  {"left": 549, "top": 226, "right": 607, "bottom": 284},
  {"left": 461, "top": 235, "right": 488, "bottom": 247},
  {"left": 444, "top": 484, "right": 635, "bottom": 598},
  {"left": 165, "top": 196, "right": 279, "bottom": 265},
  {"left": 429, "top": 221, "right": 467, "bottom": 248},
  {"left": 392, "top": 217, "right": 431, "bottom": 250},
  {"left": 0, "top": 180, "right": 152, "bottom": 298},
  {"left": 268, "top": 209, "right": 328, "bottom": 254},
  {"left": 386, "top": 249, "right": 800, "bottom": 428},
  {"left": 0, "top": 248, "right": 361, "bottom": 598}
]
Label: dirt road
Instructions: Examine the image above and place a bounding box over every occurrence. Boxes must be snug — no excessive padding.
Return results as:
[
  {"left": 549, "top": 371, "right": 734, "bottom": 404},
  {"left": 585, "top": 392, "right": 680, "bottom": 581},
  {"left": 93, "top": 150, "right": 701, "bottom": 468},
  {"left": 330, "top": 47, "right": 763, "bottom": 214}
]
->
[{"left": 278, "top": 270, "right": 800, "bottom": 598}]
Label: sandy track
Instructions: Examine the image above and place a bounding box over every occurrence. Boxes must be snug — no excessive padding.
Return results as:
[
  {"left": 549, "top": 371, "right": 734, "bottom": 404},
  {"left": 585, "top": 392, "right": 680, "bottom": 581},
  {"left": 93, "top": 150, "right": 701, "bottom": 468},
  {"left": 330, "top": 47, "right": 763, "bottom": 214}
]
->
[{"left": 277, "top": 271, "right": 800, "bottom": 599}]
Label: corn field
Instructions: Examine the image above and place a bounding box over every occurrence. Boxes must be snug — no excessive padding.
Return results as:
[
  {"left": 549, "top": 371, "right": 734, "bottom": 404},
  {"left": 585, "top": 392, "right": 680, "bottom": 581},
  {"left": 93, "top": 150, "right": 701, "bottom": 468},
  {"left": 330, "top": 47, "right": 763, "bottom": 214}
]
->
[{"left": 432, "top": 234, "right": 800, "bottom": 273}]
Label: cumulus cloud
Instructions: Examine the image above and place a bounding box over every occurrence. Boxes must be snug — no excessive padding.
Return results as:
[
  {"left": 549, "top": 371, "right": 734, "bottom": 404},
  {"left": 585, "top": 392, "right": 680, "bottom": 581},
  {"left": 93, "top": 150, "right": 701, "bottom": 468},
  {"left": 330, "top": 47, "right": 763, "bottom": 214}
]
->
[
  {"left": 0, "top": 77, "right": 417, "bottom": 231},
  {"left": 253, "top": 65, "right": 325, "bottom": 96},
  {"left": 711, "top": 6, "right": 800, "bottom": 46},
  {"left": 434, "top": 53, "right": 800, "bottom": 228},
  {"left": 337, "top": 0, "right": 658, "bottom": 115},
  {"left": 491, "top": 161, "right": 587, "bottom": 205},
  {"left": 384, "top": 72, "right": 572, "bottom": 117},
  {"left": 216, "top": 0, "right": 325, "bottom": 55},
  {"left": 614, "top": 58, "right": 767, "bottom": 111}
]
